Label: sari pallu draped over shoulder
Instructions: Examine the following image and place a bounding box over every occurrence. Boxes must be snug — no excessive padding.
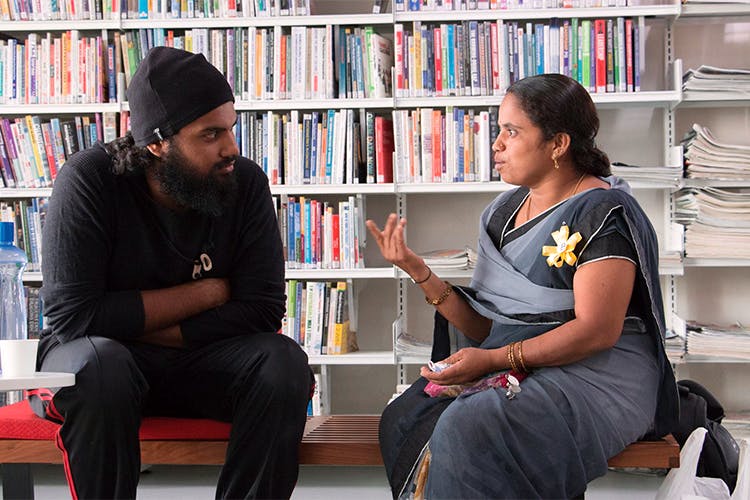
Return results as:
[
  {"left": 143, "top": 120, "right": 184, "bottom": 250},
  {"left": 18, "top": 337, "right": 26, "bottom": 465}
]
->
[
  {"left": 462, "top": 176, "right": 678, "bottom": 439},
  {"left": 380, "top": 177, "right": 679, "bottom": 499}
]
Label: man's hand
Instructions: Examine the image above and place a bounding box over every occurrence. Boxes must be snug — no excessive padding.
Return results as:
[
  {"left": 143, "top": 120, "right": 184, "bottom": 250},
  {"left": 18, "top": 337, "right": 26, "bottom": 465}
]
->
[{"left": 141, "top": 278, "right": 231, "bottom": 333}]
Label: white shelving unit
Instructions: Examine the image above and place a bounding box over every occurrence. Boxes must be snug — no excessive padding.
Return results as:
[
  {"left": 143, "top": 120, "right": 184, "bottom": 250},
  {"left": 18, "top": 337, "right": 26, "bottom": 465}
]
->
[
  {"left": 670, "top": 4, "right": 750, "bottom": 422},
  {"left": 2, "top": 0, "right": 747, "bottom": 416}
]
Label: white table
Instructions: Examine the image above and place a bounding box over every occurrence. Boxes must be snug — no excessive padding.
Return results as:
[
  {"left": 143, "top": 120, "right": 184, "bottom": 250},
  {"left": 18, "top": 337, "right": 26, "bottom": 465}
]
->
[
  {"left": 0, "top": 372, "right": 75, "bottom": 392},
  {"left": 1, "top": 372, "right": 74, "bottom": 500}
]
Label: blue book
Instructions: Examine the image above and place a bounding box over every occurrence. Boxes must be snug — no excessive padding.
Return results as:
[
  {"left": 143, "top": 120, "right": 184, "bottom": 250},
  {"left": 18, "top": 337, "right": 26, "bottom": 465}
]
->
[
  {"left": 302, "top": 114, "right": 312, "bottom": 184},
  {"left": 304, "top": 198, "right": 312, "bottom": 267},
  {"left": 354, "top": 33, "right": 365, "bottom": 99},
  {"left": 446, "top": 25, "right": 455, "bottom": 93},
  {"left": 138, "top": 0, "right": 148, "bottom": 18},
  {"left": 107, "top": 43, "right": 116, "bottom": 102},
  {"left": 310, "top": 112, "right": 319, "bottom": 182},
  {"left": 324, "top": 109, "right": 335, "bottom": 183},
  {"left": 336, "top": 27, "right": 347, "bottom": 98},
  {"left": 423, "top": 24, "right": 432, "bottom": 94},
  {"left": 261, "top": 113, "right": 269, "bottom": 177},
  {"left": 287, "top": 198, "right": 296, "bottom": 266}
]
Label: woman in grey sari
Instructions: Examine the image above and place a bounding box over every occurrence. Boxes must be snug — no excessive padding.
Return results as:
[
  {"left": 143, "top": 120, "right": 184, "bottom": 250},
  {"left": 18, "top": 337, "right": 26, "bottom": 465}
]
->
[{"left": 366, "top": 74, "right": 679, "bottom": 499}]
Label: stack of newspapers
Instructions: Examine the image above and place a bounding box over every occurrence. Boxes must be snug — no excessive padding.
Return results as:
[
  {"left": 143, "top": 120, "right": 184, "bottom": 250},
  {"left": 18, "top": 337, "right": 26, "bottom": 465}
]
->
[
  {"left": 686, "top": 321, "right": 750, "bottom": 360},
  {"left": 665, "top": 329, "right": 686, "bottom": 362},
  {"left": 610, "top": 162, "right": 682, "bottom": 186},
  {"left": 419, "top": 247, "right": 477, "bottom": 270},
  {"left": 395, "top": 331, "right": 432, "bottom": 357},
  {"left": 675, "top": 186, "right": 750, "bottom": 258},
  {"left": 682, "top": 123, "right": 750, "bottom": 181},
  {"left": 683, "top": 65, "right": 750, "bottom": 93}
]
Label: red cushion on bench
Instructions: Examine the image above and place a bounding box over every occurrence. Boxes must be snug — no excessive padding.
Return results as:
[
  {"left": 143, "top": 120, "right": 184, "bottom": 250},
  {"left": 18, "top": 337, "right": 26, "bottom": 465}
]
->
[{"left": 0, "top": 401, "right": 232, "bottom": 441}]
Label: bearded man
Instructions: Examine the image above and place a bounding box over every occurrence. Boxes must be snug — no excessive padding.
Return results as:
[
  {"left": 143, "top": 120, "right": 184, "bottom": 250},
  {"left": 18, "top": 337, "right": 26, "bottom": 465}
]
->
[{"left": 31, "top": 46, "right": 311, "bottom": 500}]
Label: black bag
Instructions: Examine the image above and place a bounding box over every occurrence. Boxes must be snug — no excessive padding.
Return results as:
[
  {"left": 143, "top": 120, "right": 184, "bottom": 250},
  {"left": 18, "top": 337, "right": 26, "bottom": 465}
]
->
[{"left": 672, "top": 379, "right": 740, "bottom": 492}]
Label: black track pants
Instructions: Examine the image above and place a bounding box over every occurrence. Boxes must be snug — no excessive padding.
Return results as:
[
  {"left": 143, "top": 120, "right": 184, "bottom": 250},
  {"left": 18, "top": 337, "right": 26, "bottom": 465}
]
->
[{"left": 29, "top": 333, "right": 312, "bottom": 500}]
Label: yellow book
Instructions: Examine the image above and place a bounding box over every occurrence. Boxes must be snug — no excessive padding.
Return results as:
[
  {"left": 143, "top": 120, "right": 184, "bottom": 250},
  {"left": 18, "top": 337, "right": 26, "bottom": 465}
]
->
[{"left": 24, "top": 116, "right": 47, "bottom": 184}]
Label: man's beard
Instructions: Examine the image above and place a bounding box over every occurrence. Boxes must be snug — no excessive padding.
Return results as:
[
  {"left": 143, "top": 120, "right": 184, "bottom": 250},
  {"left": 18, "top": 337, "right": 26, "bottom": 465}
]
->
[{"left": 154, "top": 145, "right": 239, "bottom": 216}]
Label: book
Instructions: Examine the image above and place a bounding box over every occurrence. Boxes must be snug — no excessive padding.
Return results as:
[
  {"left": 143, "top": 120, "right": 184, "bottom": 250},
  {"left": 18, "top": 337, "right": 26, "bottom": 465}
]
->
[
  {"left": 367, "top": 30, "right": 393, "bottom": 98},
  {"left": 60, "top": 120, "right": 81, "bottom": 159},
  {"left": 594, "top": 19, "right": 606, "bottom": 93},
  {"left": 374, "top": 115, "right": 394, "bottom": 184}
]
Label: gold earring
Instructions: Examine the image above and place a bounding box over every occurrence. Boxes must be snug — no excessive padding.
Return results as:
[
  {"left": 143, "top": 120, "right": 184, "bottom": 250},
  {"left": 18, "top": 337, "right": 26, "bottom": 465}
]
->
[{"left": 552, "top": 156, "right": 560, "bottom": 169}]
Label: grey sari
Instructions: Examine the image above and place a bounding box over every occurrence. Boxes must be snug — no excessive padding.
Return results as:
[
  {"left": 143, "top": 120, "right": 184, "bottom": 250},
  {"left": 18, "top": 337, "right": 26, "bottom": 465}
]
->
[{"left": 379, "top": 178, "right": 678, "bottom": 499}]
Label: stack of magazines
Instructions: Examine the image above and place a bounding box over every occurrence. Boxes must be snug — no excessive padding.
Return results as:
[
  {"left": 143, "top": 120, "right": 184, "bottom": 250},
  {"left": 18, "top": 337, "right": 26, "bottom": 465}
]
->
[
  {"left": 665, "top": 329, "right": 686, "bottom": 362},
  {"left": 683, "top": 65, "right": 750, "bottom": 93},
  {"left": 682, "top": 123, "right": 750, "bottom": 181},
  {"left": 395, "top": 332, "right": 432, "bottom": 357},
  {"left": 419, "top": 247, "right": 477, "bottom": 270},
  {"left": 686, "top": 321, "right": 750, "bottom": 360},
  {"left": 610, "top": 162, "right": 682, "bottom": 186},
  {"left": 675, "top": 187, "right": 750, "bottom": 258}
]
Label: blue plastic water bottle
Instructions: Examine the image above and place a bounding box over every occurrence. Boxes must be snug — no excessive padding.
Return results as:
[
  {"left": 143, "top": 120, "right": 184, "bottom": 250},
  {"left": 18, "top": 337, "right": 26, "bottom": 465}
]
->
[{"left": 0, "top": 221, "right": 28, "bottom": 345}]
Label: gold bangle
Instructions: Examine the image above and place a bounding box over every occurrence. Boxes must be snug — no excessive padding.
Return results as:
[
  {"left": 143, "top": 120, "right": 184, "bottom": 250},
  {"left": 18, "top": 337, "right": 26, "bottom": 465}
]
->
[
  {"left": 425, "top": 281, "right": 453, "bottom": 306},
  {"left": 517, "top": 340, "right": 528, "bottom": 373},
  {"left": 507, "top": 342, "right": 518, "bottom": 372}
]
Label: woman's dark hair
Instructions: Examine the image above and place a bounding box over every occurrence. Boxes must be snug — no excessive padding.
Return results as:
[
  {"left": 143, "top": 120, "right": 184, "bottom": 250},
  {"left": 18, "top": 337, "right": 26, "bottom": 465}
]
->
[
  {"left": 103, "top": 132, "right": 154, "bottom": 175},
  {"left": 506, "top": 74, "right": 611, "bottom": 177}
]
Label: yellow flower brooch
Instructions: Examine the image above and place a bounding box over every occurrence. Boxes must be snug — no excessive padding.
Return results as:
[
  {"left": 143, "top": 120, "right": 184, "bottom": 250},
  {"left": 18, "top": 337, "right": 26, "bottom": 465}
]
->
[{"left": 542, "top": 224, "right": 582, "bottom": 268}]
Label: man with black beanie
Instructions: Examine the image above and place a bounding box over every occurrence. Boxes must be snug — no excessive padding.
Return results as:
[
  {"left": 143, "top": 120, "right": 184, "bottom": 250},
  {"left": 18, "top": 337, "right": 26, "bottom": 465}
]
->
[{"left": 29, "top": 46, "right": 312, "bottom": 499}]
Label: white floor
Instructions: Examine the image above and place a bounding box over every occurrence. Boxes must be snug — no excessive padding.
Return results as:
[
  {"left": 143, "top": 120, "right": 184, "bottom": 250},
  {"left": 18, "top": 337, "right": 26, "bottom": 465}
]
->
[{"left": 6, "top": 463, "right": 665, "bottom": 499}]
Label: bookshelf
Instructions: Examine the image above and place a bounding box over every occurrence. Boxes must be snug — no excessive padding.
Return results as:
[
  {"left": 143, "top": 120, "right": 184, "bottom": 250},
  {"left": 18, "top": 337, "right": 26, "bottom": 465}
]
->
[
  {"left": 669, "top": 6, "right": 750, "bottom": 423},
  {"left": 1, "top": 0, "right": 748, "bottom": 420}
]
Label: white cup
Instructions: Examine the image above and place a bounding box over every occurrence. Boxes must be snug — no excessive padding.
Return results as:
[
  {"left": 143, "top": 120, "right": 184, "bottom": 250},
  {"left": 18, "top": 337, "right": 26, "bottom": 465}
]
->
[{"left": 0, "top": 339, "right": 40, "bottom": 377}]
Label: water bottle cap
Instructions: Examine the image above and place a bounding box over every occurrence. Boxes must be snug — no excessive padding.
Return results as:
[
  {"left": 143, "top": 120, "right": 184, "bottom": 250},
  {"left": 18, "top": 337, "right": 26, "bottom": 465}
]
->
[{"left": 0, "top": 221, "right": 14, "bottom": 245}]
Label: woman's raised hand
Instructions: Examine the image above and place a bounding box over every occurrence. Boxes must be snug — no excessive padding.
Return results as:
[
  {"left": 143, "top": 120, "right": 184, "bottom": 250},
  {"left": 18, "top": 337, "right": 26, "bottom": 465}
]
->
[{"left": 366, "top": 214, "right": 423, "bottom": 276}]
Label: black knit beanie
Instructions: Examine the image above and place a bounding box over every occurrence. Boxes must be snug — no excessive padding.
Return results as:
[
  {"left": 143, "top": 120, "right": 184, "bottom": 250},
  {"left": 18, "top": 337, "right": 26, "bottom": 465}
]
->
[{"left": 126, "top": 46, "right": 235, "bottom": 147}]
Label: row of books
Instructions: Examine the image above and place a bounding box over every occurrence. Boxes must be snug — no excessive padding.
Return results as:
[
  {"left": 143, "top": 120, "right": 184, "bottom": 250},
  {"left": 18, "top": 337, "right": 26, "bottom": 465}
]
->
[
  {"left": 0, "top": 114, "right": 118, "bottom": 189},
  {"left": 682, "top": 123, "right": 750, "bottom": 181},
  {"left": 0, "top": 0, "right": 311, "bottom": 21},
  {"left": 276, "top": 195, "right": 367, "bottom": 270},
  {"left": 0, "top": 32, "right": 113, "bottom": 105},
  {"left": 282, "top": 280, "right": 359, "bottom": 356},
  {"left": 395, "top": 0, "right": 631, "bottom": 10},
  {"left": 242, "top": 109, "right": 393, "bottom": 186},
  {"left": 675, "top": 187, "right": 750, "bottom": 259},
  {"left": 0, "top": 24, "right": 394, "bottom": 106},
  {"left": 0, "top": 199, "right": 47, "bottom": 272},
  {"left": 8, "top": 111, "right": 750, "bottom": 191},
  {"left": 124, "top": 0, "right": 313, "bottom": 20},
  {"left": 392, "top": 107, "right": 495, "bottom": 184},
  {"left": 394, "top": 17, "right": 645, "bottom": 98}
]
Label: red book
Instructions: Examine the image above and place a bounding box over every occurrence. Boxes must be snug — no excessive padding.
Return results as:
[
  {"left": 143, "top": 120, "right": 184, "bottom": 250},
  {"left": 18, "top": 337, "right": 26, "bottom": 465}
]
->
[
  {"left": 433, "top": 27, "right": 443, "bottom": 96},
  {"left": 40, "top": 122, "right": 58, "bottom": 181},
  {"left": 374, "top": 116, "right": 394, "bottom": 184},
  {"left": 594, "top": 19, "right": 607, "bottom": 94},
  {"left": 625, "top": 19, "right": 634, "bottom": 92}
]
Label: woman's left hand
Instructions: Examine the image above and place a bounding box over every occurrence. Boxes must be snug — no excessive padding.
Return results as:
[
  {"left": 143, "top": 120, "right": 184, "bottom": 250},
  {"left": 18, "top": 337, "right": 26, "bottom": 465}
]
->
[{"left": 420, "top": 347, "right": 498, "bottom": 385}]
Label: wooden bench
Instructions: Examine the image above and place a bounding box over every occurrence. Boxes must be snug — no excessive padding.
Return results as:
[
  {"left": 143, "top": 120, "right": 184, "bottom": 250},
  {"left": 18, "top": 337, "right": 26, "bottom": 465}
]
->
[{"left": 0, "top": 401, "right": 678, "bottom": 499}]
